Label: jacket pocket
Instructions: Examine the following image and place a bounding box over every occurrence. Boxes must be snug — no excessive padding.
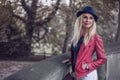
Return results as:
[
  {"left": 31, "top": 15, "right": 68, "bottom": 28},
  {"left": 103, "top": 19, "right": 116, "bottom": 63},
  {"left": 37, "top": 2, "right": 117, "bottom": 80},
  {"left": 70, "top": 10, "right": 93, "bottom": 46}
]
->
[{"left": 76, "top": 61, "right": 88, "bottom": 73}]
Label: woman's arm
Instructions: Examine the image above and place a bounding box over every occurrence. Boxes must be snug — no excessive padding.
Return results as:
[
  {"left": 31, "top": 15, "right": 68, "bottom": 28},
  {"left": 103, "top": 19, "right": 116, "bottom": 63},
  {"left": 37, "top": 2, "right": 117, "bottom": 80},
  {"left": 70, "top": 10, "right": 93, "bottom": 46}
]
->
[{"left": 87, "top": 34, "right": 106, "bottom": 70}]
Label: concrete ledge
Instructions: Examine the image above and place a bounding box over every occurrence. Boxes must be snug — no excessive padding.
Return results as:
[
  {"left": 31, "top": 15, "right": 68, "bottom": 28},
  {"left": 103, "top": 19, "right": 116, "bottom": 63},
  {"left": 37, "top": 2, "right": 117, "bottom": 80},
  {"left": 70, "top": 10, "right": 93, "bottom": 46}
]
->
[
  {"left": 4, "top": 43, "right": 120, "bottom": 80},
  {"left": 106, "top": 54, "right": 120, "bottom": 80},
  {"left": 4, "top": 53, "right": 70, "bottom": 80}
]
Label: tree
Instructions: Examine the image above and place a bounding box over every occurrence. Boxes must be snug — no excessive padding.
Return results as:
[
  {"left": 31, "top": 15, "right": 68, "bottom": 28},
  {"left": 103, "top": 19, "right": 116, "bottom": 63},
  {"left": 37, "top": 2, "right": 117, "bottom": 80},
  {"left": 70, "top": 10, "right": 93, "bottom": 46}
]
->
[{"left": 7, "top": 0, "right": 61, "bottom": 56}]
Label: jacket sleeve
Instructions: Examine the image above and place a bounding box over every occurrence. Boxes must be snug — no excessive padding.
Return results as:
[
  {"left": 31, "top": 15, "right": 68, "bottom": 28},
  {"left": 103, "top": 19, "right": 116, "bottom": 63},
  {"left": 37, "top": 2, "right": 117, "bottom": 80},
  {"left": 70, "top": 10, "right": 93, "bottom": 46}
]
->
[{"left": 88, "top": 35, "right": 106, "bottom": 70}]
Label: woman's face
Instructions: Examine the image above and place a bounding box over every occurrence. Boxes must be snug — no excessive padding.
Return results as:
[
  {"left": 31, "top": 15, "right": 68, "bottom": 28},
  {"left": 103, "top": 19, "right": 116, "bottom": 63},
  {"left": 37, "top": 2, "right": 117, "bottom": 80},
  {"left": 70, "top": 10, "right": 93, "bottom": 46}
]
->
[{"left": 82, "top": 13, "right": 94, "bottom": 29}]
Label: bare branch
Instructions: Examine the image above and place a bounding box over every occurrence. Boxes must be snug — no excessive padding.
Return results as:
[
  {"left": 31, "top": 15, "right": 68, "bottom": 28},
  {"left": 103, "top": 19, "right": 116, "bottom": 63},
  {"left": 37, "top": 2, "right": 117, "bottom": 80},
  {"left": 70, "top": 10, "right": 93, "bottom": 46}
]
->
[
  {"left": 35, "top": 0, "right": 61, "bottom": 26},
  {"left": 31, "top": 0, "right": 38, "bottom": 10},
  {"left": 28, "top": 0, "right": 38, "bottom": 19},
  {"left": 12, "top": 14, "right": 26, "bottom": 23},
  {"left": 20, "top": 0, "right": 31, "bottom": 14}
]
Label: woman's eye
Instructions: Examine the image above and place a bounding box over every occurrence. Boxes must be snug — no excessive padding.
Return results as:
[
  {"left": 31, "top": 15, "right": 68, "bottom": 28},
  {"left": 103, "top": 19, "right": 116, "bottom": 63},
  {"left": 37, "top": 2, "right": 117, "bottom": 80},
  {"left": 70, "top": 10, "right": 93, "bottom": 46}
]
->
[
  {"left": 83, "top": 16, "right": 88, "bottom": 18},
  {"left": 89, "top": 17, "right": 93, "bottom": 19}
]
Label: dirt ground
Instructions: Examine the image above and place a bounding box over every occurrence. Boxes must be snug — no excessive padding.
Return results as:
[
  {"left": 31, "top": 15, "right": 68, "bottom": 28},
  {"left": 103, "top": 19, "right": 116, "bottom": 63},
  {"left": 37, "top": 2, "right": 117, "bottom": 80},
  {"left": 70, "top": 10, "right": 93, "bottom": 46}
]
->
[{"left": 0, "top": 60, "right": 36, "bottom": 80}]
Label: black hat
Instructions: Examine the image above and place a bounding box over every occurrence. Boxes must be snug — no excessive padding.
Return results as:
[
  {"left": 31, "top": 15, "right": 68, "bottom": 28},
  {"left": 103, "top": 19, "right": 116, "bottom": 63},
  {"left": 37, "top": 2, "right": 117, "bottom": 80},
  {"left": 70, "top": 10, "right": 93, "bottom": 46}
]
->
[{"left": 76, "top": 6, "right": 98, "bottom": 21}]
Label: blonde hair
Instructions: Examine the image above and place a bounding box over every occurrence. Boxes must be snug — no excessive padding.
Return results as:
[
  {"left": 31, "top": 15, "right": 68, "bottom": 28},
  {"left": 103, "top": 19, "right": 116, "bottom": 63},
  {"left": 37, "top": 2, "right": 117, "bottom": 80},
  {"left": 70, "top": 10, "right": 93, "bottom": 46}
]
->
[{"left": 71, "top": 15, "right": 96, "bottom": 46}]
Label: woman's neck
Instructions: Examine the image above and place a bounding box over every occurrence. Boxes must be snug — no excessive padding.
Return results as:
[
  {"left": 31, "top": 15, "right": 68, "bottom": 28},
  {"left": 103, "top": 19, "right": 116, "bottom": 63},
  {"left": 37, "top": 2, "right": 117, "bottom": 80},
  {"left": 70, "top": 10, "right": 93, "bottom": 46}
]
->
[{"left": 82, "top": 28, "right": 88, "bottom": 37}]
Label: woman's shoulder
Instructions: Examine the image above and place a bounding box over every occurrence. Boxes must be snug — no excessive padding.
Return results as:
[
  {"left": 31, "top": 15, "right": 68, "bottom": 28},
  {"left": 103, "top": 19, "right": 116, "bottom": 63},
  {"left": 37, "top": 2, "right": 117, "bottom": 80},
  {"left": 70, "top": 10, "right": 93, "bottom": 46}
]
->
[
  {"left": 94, "top": 33, "right": 103, "bottom": 42},
  {"left": 94, "top": 33, "right": 102, "bottom": 39}
]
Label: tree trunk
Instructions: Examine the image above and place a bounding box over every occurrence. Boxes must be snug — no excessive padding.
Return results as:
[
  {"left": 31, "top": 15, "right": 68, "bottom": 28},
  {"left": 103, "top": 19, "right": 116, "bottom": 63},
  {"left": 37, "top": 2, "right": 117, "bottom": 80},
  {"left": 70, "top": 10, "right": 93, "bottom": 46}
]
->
[
  {"left": 115, "top": 0, "right": 120, "bottom": 42},
  {"left": 62, "top": 16, "right": 70, "bottom": 53},
  {"left": 62, "top": 0, "right": 75, "bottom": 53},
  {"left": 20, "top": 0, "right": 38, "bottom": 56},
  {"left": 62, "top": 15, "right": 73, "bottom": 53}
]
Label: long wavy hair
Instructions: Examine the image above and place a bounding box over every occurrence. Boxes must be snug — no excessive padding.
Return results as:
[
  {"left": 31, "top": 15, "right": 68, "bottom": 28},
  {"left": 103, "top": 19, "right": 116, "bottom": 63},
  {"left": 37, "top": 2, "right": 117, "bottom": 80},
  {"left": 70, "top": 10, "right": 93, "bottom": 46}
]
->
[{"left": 71, "top": 14, "right": 96, "bottom": 47}]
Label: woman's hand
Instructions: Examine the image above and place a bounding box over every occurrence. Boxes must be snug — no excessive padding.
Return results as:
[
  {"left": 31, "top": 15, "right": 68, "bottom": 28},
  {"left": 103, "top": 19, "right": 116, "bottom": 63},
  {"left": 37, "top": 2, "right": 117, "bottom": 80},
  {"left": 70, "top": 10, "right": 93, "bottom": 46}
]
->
[{"left": 82, "top": 62, "right": 89, "bottom": 70}]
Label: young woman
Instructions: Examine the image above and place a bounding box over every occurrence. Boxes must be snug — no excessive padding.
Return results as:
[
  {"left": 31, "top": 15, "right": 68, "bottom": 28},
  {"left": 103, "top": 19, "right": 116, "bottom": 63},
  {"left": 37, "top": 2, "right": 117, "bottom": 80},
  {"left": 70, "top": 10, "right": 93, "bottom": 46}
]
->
[{"left": 70, "top": 6, "right": 106, "bottom": 80}]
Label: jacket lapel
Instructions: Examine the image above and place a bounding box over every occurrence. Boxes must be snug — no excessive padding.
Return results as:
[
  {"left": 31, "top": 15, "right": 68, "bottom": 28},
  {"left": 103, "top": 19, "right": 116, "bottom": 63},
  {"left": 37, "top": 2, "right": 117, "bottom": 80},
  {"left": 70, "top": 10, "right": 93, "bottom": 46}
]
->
[{"left": 77, "top": 36, "right": 94, "bottom": 62}]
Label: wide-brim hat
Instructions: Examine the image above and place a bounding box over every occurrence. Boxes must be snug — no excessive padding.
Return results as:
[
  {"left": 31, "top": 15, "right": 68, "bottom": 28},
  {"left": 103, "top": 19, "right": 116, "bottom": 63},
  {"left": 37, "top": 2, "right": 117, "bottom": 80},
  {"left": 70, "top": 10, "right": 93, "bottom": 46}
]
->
[{"left": 76, "top": 6, "right": 98, "bottom": 21}]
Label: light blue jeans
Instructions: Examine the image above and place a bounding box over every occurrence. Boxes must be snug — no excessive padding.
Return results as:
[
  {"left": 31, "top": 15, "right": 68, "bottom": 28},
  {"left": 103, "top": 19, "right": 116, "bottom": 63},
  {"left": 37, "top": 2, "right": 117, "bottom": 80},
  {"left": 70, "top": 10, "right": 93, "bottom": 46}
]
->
[{"left": 80, "top": 70, "right": 98, "bottom": 80}]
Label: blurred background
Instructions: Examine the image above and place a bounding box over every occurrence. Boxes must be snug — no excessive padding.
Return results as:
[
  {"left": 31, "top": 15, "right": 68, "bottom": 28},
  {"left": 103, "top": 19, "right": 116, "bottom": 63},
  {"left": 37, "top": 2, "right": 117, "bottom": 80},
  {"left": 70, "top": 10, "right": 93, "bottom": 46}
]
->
[
  {"left": 0, "top": 0, "right": 119, "bottom": 56},
  {"left": 0, "top": 0, "right": 120, "bottom": 79}
]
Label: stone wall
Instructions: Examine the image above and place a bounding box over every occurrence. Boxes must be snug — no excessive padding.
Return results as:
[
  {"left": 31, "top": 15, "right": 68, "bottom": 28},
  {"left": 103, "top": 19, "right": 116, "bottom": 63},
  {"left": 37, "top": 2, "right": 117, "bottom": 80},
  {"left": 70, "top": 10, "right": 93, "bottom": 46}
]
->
[{"left": 4, "top": 43, "right": 120, "bottom": 80}]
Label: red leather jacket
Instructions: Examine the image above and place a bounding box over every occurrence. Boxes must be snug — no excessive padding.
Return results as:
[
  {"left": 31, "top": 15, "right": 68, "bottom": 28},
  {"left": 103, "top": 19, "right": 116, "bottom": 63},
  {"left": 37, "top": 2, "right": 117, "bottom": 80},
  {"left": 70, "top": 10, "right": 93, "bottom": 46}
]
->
[{"left": 71, "top": 33, "right": 106, "bottom": 79}]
